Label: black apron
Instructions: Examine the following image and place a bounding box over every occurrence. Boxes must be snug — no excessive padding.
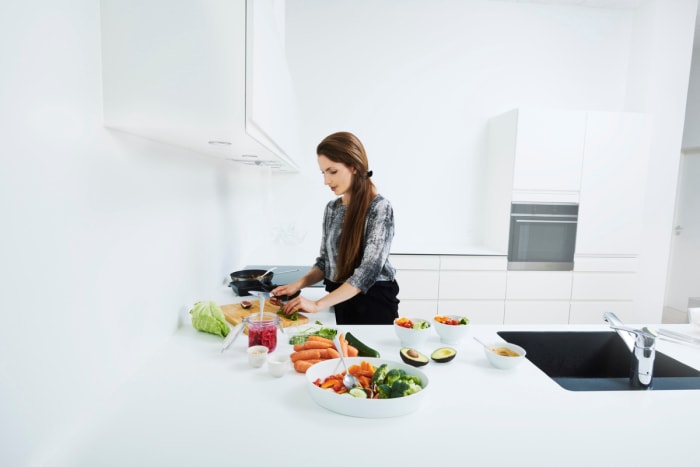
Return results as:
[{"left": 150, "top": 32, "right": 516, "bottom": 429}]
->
[{"left": 324, "top": 279, "right": 400, "bottom": 325}]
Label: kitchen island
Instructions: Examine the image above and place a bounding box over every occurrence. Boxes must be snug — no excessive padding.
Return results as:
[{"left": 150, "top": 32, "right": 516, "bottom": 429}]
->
[{"left": 52, "top": 290, "right": 700, "bottom": 467}]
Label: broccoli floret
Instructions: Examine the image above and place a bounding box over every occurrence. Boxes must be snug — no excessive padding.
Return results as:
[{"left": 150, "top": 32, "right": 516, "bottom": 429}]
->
[
  {"left": 403, "top": 374, "right": 422, "bottom": 386},
  {"left": 406, "top": 381, "right": 423, "bottom": 395},
  {"left": 389, "top": 380, "right": 411, "bottom": 398},
  {"left": 370, "top": 363, "right": 389, "bottom": 386},
  {"left": 376, "top": 383, "right": 392, "bottom": 399},
  {"left": 385, "top": 368, "right": 406, "bottom": 386}
]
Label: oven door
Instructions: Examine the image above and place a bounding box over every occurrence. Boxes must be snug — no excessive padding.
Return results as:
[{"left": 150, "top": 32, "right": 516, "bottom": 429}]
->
[{"left": 507, "top": 203, "right": 578, "bottom": 271}]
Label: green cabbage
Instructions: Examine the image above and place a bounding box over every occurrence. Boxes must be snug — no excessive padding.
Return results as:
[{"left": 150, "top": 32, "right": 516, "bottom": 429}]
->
[{"left": 189, "top": 301, "right": 230, "bottom": 338}]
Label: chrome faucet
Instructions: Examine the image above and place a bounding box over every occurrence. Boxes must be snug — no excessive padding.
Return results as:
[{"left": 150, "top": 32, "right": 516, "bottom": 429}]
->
[{"left": 603, "top": 311, "right": 656, "bottom": 388}]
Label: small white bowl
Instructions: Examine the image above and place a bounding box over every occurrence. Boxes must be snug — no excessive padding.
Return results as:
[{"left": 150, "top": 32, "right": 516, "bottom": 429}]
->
[
  {"left": 433, "top": 315, "right": 471, "bottom": 344},
  {"left": 393, "top": 317, "right": 432, "bottom": 347},
  {"left": 484, "top": 342, "right": 526, "bottom": 370},
  {"left": 267, "top": 353, "right": 290, "bottom": 377},
  {"left": 247, "top": 345, "right": 269, "bottom": 368}
]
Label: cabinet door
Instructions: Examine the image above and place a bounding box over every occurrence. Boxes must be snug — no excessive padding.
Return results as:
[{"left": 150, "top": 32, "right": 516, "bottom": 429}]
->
[
  {"left": 398, "top": 300, "right": 438, "bottom": 321},
  {"left": 438, "top": 300, "right": 505, "bottom": 324},
  {"left": 506, "top": 271, "right": 573, "bottom": 300},
  {"left": 246, "top": 0, "right": 301, "bottom": 169},
  {"left": 575, "top": 112, "right": 651, "bottom": 255},
  {"left": 394, "top": 270, "right": 440, "bottom": 300},
  {"left": 512, "top": 109, "right": 587, "bottom": 194},
  {"left": 569, "top": 301, "right": 634, "bottom": 324},
  {"left": 439, "top": 271, "right": 507, "bottom": 300},
  {"left": 504, "top": 301, "right": 571, "bottom": 324}
]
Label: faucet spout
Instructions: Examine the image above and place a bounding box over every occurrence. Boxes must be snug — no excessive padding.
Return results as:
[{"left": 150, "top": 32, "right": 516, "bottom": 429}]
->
[{"left": 603, "top": 312, "right": 656, "bottom": 388}]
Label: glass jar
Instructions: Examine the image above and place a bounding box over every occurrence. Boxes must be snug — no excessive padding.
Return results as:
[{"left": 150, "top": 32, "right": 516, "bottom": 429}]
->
[{"left": 244, "top": 312, "right": 280, "bottom": 352}]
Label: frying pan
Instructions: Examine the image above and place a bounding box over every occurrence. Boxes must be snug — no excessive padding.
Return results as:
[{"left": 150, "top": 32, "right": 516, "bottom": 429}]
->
[
  {"left": 230, "top": 269, "right": 275, "bottom": 284},
  {"left": 229, "top": 268, "right": 301, "bottom": 296}
]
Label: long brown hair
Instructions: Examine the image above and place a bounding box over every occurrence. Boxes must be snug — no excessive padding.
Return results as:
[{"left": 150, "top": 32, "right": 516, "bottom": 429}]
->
[{"left": 317, "top": 132, "right": 376, "bottom": 282}]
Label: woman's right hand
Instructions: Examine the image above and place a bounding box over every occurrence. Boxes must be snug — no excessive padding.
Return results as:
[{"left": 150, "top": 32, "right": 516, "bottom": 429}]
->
[{"left": 271, "top": 282, "right": 300, "bottom": 299}]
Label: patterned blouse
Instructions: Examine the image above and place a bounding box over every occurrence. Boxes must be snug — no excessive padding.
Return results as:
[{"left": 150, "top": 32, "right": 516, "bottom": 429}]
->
[{"left": 313, "top": 194, "right": 396, "bottom": 293}]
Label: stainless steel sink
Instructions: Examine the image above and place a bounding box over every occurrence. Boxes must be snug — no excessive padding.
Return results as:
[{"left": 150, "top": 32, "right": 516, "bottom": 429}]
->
[{"left": 497, "top": 331, "right": 700, "bottom": 391}]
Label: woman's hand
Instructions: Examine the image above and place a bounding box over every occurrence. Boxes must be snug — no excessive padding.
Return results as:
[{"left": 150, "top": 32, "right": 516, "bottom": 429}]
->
[
  {"left": 280, "top": 295, "right": 321, "bottom": 315},
  {"left": 271, "top": 283, "right": 299, "bottom": 298}
]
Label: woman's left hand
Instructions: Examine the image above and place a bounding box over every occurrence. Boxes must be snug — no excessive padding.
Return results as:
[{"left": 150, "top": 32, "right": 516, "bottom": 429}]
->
[{"left": 281, "top": 295, "right": 321, "bottom": 315}]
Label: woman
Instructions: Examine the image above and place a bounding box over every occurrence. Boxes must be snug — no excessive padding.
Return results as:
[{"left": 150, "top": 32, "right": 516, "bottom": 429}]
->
[{"left": 273, "top": 131, "right": 399, "bottom": 324}]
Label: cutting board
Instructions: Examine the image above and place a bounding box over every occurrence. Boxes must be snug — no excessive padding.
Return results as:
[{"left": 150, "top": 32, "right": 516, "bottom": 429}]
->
[{"left": 221, "top": 300, "right": 309, "bottom": 329}]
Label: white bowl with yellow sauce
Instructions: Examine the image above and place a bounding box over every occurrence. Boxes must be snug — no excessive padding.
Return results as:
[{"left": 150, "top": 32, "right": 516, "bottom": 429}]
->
[{"left": 484, "top": 342, "right": 526, "bottom": 370}]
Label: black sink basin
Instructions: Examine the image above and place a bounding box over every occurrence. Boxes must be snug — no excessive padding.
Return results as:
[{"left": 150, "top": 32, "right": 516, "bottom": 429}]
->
[{"left": 497, "top": 331, "right": 700, "bottom": 391}]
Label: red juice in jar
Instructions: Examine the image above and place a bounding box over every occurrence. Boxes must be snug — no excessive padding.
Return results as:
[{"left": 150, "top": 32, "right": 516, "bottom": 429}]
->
[{"left": 246, "top": 312, "right": 279, "bottom": 352}]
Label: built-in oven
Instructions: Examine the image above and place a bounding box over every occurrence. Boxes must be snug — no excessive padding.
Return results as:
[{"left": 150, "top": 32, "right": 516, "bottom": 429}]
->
[{"left": 507, "top": 202, "right": 578, "bottom": 271}]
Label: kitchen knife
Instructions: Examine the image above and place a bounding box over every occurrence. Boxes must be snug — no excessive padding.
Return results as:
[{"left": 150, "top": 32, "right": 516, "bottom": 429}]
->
[{"left": 248, "top": 290, "right": 274, "bottom": 299}]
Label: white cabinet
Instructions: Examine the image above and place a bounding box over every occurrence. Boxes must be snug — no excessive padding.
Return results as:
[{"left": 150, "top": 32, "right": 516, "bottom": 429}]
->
[
  {"left": 438, "top": 256, "right": 507, "bottom": 324},
  {"left": 488, "top": 108, "right": 586, "bottom": 199},
  {"left": 504, "top": 271, "right": 573, "bottom": 324},
  {"left": 100, "top": 0, "right": 300, "bottom": 172},
  {"left": 575, "top": 112, "right": 651, "bottom": 256},
  {"left": 392, "top": 255, "right": 440, "bottom": 320},
  {"left": 391, "top": 254, "right": 643, "bottom": 324},
  {"left": 569, "top": 257, "right": 638, "bottom": 324},
  {"left": 391, "top": 255, "right": 507, "bottom": 323},
  {"left": 484, "top": 108, "right": 586, "bottom": 252}
]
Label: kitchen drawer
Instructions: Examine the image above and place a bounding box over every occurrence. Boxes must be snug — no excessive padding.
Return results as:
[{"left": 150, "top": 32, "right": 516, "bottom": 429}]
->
[
  {"left": 438, "top": 300, "right": 505, "bottom": 325},
  {"left": 390, "top": 254, "right": 440, "bottom": 270},
  {"left": 569, "top": 301, "right": 634, "bottom": 324},
  {"left": 504, "top": 301, "right": 571, "bottom": 324},
  {"left": 506, "top": 271, "right": 573, "bottom": 300},
  {"left": 439, "top": 270, "right": 507, "bottom": 300},
  {"left": 395, "top": 270, "right": 440, "bottom": 300},
  {"left": 573, "top": 256, "right": 638, "bottom": 272},
  {"left": 571, "top": 272, "right": 635, "bottom": 301},
  {"left": 397, "top": 300, "right": 438, "bottom": 321},
  {"left": 439, "top": 255, "right": 507, "bottom": 271}
]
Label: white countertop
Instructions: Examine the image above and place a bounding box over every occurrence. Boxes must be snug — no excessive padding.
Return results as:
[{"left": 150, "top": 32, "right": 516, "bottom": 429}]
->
[{"left": 53, "top": 290, "right": 700, "bottom": 467}]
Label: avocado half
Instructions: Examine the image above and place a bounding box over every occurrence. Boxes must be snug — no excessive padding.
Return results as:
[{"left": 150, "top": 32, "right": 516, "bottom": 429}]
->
[
  {"left": 399, "top": 347, "right": 429, "bottom": 367},
  {"left": 431, "top": 347, "right": 457, "bottom": 363}
]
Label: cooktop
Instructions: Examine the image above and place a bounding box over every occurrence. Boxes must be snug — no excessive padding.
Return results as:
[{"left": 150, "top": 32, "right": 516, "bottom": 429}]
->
[{"left": 243, "top": 265, "right": 323, "bottom": 288}]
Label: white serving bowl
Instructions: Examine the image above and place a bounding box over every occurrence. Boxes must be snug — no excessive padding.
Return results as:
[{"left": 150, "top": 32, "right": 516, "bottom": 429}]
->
[
  {"left": 305, "top": 357, "right": 429, "bottom": 418},
  {"left": 432, "top": 315, "right": 471, "bottom": 344},
  {"left": 483, "top": 342, "right": 527, "bottom": 370},
  {"left": 267, "top": 352, "right": 290, "bottom": 377},
  {"left": 393, "top": 318, "right": 432, "bottom": 347}
]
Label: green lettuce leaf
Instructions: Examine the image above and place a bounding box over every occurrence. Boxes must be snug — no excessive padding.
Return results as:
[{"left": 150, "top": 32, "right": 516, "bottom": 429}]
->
[{"left": 189, "top": 301, "right": 230, "bottom": 338}]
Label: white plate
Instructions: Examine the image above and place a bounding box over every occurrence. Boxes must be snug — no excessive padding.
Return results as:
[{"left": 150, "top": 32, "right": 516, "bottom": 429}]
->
[{"left": 304, "top": 357, "right": 429, "bottom": 418}]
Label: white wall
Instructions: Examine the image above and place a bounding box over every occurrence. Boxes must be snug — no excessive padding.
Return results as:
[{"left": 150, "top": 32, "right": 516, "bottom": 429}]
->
[
  {"left": 0, "top": 1, "right": 266, "bottom": 465},
  {"left": 285, "top": 0, "right": 638, "bottom": 253},
  {"left": 281, "top": 0, "right": 697, "bottom": 323}
]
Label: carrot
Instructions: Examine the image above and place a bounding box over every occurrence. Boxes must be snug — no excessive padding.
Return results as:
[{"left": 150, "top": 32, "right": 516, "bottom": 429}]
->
[
  {"left": 339, "top": 333, "right": 349, "bottom": 358},
  {"left": 346, "top": 345, "right": 359, "bottom": 357},
  {"left": 325, "top": 347, "right": 339, "bottom": 359},
  {"left": 304, "top": 340, "right": 335, "bottom": 350},
  {"left": 290, "top": 349, "right": 322, "bottom": 362},
  {"left": 293, "top": 359, "right": 322, "bottom": 373},
  {"left": 293, "top": 340, "right": 334, "bottom": 351},
  {"left": 307, "top": 335, "right": 335, "bottom": 345}
]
